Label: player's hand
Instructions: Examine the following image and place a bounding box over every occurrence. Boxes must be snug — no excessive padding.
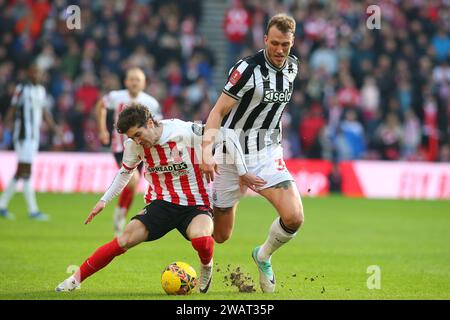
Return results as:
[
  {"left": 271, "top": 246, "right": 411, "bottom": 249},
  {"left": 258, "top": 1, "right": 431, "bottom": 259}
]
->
[
  {"left": 84, "top": 200, "right": 106, "bottom": 225},
  {"left": 200, "top": 154, "right": 219, "bottom": 184},
  {"left": 239, "top": 173, "right": 267, "bottom": 193},
  {"left": 99, "top": 130, "right": 110, "bottom": 145}
]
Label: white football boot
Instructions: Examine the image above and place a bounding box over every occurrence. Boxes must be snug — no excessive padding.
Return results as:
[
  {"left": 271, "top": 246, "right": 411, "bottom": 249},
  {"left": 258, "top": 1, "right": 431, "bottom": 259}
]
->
[
  {"left": 252, "top": 246, "right": 275, "bottom": 293},
  {"left": 55, "top": 275, "right": 80, "bottom": 292},
  {"left": 198, "top": 259, "right": 213, "bottom": 293}
]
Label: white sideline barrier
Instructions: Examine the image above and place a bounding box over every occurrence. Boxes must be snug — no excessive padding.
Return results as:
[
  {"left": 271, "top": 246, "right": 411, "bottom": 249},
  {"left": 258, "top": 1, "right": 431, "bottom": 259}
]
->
[
  {"left": 2, "top": 151, "right": 448, "bottom": 199},
  {"left": 0, "top": 151, "right": 121, "bottom": 193},
  {"left": 340, "top": 161, "right": 450, "bottom": 199},
  {"left": 0, "top": 151, "right": 333, "bottom": 197}
]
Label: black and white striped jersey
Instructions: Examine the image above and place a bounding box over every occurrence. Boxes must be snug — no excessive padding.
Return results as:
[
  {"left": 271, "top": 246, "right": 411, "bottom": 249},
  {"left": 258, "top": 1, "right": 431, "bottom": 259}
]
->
[
  {"left": 221, "top": 49, "right": 299, "bottom": 155},
  {"left": 11, "top": 82, "right": 48, "bottom": 142}
]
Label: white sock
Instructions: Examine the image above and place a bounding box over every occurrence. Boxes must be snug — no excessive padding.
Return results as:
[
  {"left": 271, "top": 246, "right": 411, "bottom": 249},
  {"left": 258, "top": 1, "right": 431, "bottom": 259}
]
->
[
  {"left": 0, "top": 178, "right": 18, "bottom": 209},
  {"left": 113, "top": 207, "right": 127, "bottom": 236},
  {"left": 69, "top": 274, "right": 80, "bottom": 286},
  {"left": 258, "top": 217, "right": 297, "bottom": 262},
  {"left": 23, "top": 178, "right": 39, "bottom": 214},
  {"left": 201, "top": 258, "right": 213, "bottom": 267}
]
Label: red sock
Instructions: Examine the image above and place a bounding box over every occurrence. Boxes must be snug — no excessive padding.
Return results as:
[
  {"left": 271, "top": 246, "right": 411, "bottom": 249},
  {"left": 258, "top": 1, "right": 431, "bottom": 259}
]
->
[
  {"left": 191, "top": 236, "right": 214, "bottom": 265},
  {"left": 118, "top": 186, "right": 134, "bottom": 216},
  {"left": 76, "top": 238, "right": 126, "bottom": 282}
]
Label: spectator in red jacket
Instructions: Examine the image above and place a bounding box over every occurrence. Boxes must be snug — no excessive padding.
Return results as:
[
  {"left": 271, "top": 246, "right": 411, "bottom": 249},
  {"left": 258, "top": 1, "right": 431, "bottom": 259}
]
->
[
  {"left": 223, "top": 0, "right": 251, "bottom": 68},
  {"left": 299, "top": 103, "right": 326, "bottom": 156},
  {"left": 74, "top": 72, "right": 100, "bottom": 115}
]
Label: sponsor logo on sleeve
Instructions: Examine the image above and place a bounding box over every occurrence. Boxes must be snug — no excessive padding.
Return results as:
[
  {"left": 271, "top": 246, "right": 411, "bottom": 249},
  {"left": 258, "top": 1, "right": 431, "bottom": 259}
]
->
[{"left": 229, "top": 69, "right": 242, "bottom": 85}]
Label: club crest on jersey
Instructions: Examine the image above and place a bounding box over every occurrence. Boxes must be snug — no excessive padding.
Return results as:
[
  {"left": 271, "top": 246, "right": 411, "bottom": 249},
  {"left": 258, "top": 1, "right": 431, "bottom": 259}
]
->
[
  {"left": 263, "top": 89, "right": 292, "bottom": 103},
  {"left": 229, "top": 69, "right": 242, "bottom": 85},
  {"left": 287, "top": 72, "right": 296, "bottom": 83}
]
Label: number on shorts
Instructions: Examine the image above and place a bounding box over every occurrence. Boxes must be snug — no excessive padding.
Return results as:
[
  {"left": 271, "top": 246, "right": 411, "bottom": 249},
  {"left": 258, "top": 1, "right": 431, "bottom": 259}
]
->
[{"left": 275, "top": 159, "right": 286, "bottom": 171}]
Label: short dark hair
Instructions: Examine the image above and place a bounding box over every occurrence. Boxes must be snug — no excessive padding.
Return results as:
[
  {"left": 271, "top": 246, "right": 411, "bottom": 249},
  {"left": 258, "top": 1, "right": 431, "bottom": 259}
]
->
[{"left": 116, "top": 103, "right": 159, "bottom": 134}]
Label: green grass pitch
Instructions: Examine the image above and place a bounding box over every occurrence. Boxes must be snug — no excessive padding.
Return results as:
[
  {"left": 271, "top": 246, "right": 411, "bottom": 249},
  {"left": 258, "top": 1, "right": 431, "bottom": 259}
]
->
[{"left": 0, "top": 193, "right": 449, "bottom": 300}]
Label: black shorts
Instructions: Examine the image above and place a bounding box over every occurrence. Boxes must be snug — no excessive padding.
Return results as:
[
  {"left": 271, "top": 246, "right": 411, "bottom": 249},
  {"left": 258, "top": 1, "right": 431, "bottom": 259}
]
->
[
  {"left": 131, "top": 200, "right": 213, "bottom": 241},
  {"left": 114, "top": 152, "right": 143, "bottom": 173}
]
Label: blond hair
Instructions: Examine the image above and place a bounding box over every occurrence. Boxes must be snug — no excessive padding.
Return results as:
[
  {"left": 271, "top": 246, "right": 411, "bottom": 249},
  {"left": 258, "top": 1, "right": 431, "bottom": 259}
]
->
[{"left": 266, "top": 13, "right": 296, "bottom": 35}]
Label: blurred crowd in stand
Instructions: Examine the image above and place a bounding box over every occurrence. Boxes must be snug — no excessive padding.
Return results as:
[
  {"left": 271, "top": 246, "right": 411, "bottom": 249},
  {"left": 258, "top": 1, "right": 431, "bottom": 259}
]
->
[
  {"left": 0, "top": 0, "right": 214, "bottom": 152},
  {"left": 0, "top": 0, "right": 449, "bottom": 164},
  {"left": 224, "top": 0, "right": 450, "bottom": 163}
]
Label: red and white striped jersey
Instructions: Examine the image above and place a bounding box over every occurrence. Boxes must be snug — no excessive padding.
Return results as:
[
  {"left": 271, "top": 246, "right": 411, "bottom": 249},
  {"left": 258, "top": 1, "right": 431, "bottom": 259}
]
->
[
  {"left": 121, "top": 119, "right": 211, "bottom": 207},
  {"left": 102, "top": 89, "right": 162, "bottom": 153}
]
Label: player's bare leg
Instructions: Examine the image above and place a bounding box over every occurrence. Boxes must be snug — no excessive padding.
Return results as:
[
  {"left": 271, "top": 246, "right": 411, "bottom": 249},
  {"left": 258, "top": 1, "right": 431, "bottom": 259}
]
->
[
  {"left": 0, "top": 165, "right": 21, "bottom": 219},
  {"left": 187, "top": 213, "right": 214, "bottom": 293},
  {"left": 252, "top": 180, "right": 304, "bottom": 293},
  {"left": 116, "top": 217, "right": 150, "bottom": 249},
  {"left": 56, "top": 216, "right": 149, "bottom": 292},
  {"left": 1, "top": 163, "right": 48, "bottom": 220},
  {"left": 212, "top": 202, "right": 239, "bottom": 243},
  {"left": 114, "top": 170, "right": 140, "bottom": 236},
  {"left": 18, "top": 163, "right": 49, "bottom": 221}
]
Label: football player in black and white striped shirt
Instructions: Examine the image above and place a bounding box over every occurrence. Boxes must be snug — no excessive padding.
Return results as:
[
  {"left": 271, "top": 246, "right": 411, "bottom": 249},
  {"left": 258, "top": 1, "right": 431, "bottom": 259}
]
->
[
  {"left": 0, "top": 64, "right": 60, "bottom": 221},
  {"left": 201, "top": 14, "right": 304, "bottom": 293}
]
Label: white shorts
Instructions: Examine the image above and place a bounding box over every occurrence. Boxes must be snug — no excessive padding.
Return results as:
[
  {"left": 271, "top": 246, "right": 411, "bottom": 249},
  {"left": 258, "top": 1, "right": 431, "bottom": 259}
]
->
[
  {"left": 212, "top": 145, "right": 293, "bottom": 208},
  {"left": 14, "top": 139, "right": 39, "bottom": 164}
]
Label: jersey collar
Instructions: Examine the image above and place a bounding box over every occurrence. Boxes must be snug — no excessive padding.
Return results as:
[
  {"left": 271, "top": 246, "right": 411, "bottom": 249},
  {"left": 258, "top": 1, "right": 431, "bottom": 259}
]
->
[
  {"left": 127, "top": 90, "right": 141, "bottom": 101},
  {"left": 263, "top": 49, "right": 287, "bottom": 71}
]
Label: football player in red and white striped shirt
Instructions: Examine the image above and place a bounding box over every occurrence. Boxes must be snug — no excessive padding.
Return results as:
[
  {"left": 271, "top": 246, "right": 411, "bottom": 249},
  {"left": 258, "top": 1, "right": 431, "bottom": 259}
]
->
[
  {"left": 56, "top": 103, "right": 266, "bottom": 294},
  {"left": 95, "top": 67, "right": 162, "bottom": 236}
]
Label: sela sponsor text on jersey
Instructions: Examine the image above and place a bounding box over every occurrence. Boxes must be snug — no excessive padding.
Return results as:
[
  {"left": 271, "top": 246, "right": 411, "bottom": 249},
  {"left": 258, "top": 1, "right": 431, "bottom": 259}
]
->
[{"left": 263, "top": 88, "right": 292, "bottom": 103}]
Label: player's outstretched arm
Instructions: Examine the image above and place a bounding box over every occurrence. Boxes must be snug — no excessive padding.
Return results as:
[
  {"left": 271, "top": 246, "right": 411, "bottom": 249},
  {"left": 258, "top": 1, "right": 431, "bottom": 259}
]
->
[
  {"left": 84, "top": 166, "right": 134, "bottom": 224},
  {"left": 201, "top": 93, "right": 237, "bottom": 183},
  {"left": 95, "top": 99, "right": 110, "bottom": 145},
  {"left": 84, "top": 200, "right": 106, "bottom": 224}
]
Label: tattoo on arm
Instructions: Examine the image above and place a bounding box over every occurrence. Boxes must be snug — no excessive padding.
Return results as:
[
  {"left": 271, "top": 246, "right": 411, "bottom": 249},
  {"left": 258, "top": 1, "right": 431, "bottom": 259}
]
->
[{"left": 270, "top": 180, "right": 292, "bottom": 190}]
